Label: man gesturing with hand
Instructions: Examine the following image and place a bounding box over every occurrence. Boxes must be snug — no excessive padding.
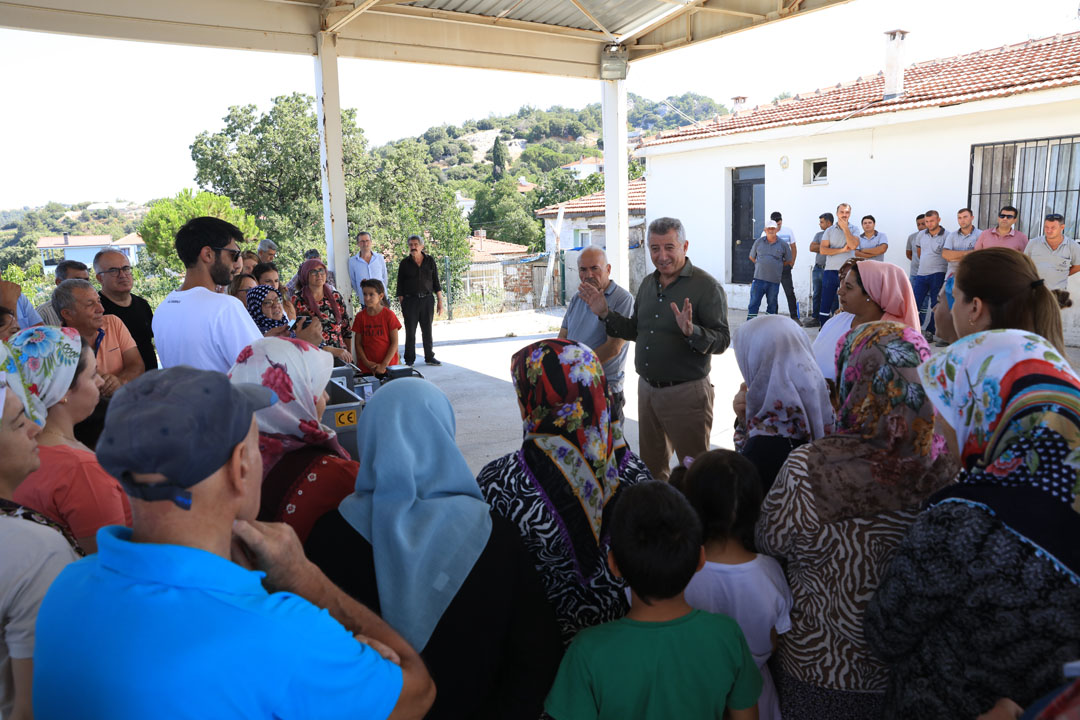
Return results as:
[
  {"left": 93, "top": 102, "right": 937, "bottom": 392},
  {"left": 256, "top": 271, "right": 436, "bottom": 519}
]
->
[{"left": 578, "top": 217, "right": 730, "bottom": 481}]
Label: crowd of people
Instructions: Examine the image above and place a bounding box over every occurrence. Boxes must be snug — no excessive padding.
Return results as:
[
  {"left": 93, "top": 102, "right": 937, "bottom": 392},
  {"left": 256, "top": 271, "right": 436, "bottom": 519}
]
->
[{"left": 1, "top": 208, "right": 1079, "bottom": 720}]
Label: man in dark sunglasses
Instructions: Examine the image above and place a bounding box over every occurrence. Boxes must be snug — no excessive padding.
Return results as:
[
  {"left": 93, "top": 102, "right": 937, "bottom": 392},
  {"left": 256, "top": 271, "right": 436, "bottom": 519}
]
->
[
  {"left": 151, "top": 216, "right": 263, "bottom": 372},
  {"left": 1023, "top": 212, "right": 1078, "bottom": 290},
  {"left": 974, "top": 205, "right": 1028, "bottom": 252}
]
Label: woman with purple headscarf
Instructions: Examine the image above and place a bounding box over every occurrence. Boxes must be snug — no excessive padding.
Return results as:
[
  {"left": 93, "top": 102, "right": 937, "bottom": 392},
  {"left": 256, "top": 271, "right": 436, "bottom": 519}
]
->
[{"left": 292, "top": 258, "right": 353, "bottom": 364}]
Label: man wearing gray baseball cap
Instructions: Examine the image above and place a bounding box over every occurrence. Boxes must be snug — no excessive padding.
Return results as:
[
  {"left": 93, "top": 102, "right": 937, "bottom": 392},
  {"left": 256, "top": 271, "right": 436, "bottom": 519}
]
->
[{"left": 31, "top": 367, "right": 435, "bottom": 720}]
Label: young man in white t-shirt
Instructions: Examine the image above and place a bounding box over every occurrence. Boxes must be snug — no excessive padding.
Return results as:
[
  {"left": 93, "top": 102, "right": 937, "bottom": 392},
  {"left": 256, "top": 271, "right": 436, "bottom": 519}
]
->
[{"left": 153, "top": 217, "right": 263, "bottom": 373}]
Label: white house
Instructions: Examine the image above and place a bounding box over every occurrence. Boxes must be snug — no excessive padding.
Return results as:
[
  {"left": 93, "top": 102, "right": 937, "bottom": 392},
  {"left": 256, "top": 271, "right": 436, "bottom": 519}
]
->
[
  {"left": 535, "top": 177, "right": 649, "bottom": 297},
  {"left": 635, "top": 31, "right": 1080, "bottom": 323},
  {"left": 559, "top": 155, "right": 604, "bottom": 181},
  {"left": 37, "top": 232, "right": 145, "bottom": 271},
  {"left": 536, "top": 177, "right": 647, "bottom": 252}
]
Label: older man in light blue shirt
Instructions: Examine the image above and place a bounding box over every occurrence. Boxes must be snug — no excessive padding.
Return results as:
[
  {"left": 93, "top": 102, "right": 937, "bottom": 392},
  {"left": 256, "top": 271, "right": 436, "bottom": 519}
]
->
[{"left": 347, "top": 230, "right": 389, "bottom": 302}]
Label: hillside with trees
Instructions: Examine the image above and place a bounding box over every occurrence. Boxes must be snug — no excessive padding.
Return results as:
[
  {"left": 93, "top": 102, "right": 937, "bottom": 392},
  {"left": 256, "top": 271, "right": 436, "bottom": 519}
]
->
[{"left": 2, "top": 91, "right": 726, "bottom": 301}]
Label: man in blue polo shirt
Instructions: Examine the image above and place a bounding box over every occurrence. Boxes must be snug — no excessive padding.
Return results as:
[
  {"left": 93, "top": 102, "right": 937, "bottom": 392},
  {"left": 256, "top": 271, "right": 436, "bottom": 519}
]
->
[
  {"left": 747, "top": 220, "right": 792, "bottom": 319},
  {"left": 33, "top": 367, "right": 435, "bottom": 720}
]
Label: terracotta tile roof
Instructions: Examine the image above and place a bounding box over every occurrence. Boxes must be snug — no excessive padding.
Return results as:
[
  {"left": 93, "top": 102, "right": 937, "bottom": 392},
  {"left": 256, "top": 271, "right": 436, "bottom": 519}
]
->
[
  {"left": 469, "top": 236, "right": 530, "bottom": 263},
  {"left": 36, "top": 233, "right": 146, "bottom": 249},
  {"left": 640, "top": 31, "right": 1080, "bottom": 149},
  {"left": 535, "top": 177, "right": 647, "bottom": 219},
  {"left": 560, "top": 156, "right": 604, "bottom": 169}
]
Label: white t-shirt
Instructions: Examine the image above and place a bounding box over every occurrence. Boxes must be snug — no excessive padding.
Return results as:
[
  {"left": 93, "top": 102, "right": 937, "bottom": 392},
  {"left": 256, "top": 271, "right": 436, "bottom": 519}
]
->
[
  {"left": 0, "top": 515, "right": 78, "bottom": 718},
  {"left": 152, "top": 287, "right": 263, "bottom": 373},
  {"left": 812, "top": 312, "right": 855, "bottom": 381},
  {"left": 684, "top": 555, "right": 793, "bottom": 720}
]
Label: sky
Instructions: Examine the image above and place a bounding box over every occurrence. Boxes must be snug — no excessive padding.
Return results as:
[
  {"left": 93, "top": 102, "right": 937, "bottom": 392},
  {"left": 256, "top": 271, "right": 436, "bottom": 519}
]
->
[{"left": 0, "top": 0, "right": 1077, "bottom": 209}]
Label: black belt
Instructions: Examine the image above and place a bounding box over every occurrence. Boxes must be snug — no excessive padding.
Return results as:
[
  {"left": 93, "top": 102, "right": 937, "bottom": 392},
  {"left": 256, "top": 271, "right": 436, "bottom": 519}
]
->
[
  {"left": 646, "top": 378, "right": 691, "bottom": 389},
  {"left": 403, "top": 293, "right": 431, "bottom": 298}
]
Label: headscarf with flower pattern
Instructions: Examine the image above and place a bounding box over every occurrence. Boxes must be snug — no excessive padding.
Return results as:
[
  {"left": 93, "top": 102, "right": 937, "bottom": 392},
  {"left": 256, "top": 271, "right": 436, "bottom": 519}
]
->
[
  {"left": 511, "top": 339, "right": 622, "bottom": 579},
  {"left": 7, "top": 325, "right": 83, "bottom": 425},
  {"left": 805, "top": 321, "right": 957, "bottom": 524},
  {"left": 228, "top": 336, "right": 347, "bottom": 478},
  {"left": 0, "top": 340, "right": 84, "bottom": 554},
  {"left": 245, "top": 284, "right": 289, "bottom": 335},
  {"left": 735, "top": 315, "right": 834, "bottom": 441},
  {"left": 919, "top": 329, "right": 1080, "bottom": 574}
]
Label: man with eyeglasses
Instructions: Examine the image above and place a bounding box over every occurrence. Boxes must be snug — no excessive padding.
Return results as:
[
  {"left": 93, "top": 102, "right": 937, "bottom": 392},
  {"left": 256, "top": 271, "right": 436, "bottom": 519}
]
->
[
  {"left": 975, "top": 206, "right": 1028, "bottom": 252},
  {"left": 1024, "top": 213, "right": 1079, "bottom": 290},
  {"left": 94, "top": 249, "right": 158, "bottom": 370},
  {"left": 36, "top": 260, "right": 90, "bottom": 326},
  {"left": 152, "top": 217, "right": 262, "bottom": 373}
]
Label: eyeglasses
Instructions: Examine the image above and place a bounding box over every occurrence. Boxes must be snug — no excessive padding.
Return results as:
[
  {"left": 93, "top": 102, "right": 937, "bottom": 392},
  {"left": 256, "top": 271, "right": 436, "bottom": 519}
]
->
[
  {"left": 99, "top": 265, "right": 133, "bottom": 276},
  {"left": 998, "top": 213, "right": 1016, "bottom": 219},
  {"left": 211, "top": 246, "right": 242, "bottom": 262},
  {"left": 261, "top": 297, "right": 283, "bottom": 308},
  {"left": 1046, "top": 214, "right": 1065, "bottom": 222},
  {"left": 309, "top": 268, "right": 327, "bottom": 276}
]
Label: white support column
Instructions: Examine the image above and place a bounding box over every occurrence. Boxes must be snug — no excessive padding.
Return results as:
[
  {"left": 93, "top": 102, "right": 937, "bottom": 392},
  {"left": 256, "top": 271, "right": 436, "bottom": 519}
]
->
[
  {"left": 601, "top": 78, "right": 629, "bottom": 289},
  {"left": 315, "top": 31, "right": 352, "bottom": 308}
]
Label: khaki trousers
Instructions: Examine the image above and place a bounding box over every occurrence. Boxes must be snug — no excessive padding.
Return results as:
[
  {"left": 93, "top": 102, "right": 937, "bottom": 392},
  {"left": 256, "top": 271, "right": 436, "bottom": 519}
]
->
[{"left": 637, "top": 375, "right": 715, "bottom": 482}]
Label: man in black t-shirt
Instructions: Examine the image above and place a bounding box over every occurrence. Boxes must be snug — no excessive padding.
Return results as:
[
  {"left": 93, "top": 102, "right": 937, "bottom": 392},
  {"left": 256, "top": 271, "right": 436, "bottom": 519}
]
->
[
  {"left": 93, "top": 249, "right": 158, "bottom": 370},
  {"left": 395, "top": 235, "right": 444, "bottom": 366}
]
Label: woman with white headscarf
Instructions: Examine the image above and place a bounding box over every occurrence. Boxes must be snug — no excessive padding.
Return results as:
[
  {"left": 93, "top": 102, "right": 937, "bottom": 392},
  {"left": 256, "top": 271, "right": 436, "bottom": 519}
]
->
[
  {"left": 228, "top": 336, "right": 356, "bottom": 542},
  {"left": 305, "top": 378, "right": 563, "bottom": 720},
  {"left": 733, "top": 315, "right": 834, "bottom": 493}
]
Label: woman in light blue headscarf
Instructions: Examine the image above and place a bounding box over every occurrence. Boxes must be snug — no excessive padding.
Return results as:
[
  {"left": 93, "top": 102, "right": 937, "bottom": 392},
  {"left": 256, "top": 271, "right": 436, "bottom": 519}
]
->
[{"left": 305, "top": 378, "right": 563, "bottom": 720}]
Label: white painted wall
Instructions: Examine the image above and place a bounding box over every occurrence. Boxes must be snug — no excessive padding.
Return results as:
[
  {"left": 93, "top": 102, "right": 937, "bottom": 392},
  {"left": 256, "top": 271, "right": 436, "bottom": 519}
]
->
[
  {"left": 641, "top": 89, "right": 1080, "bottom": 319},
  {"left": 543, "top": 216, "right": 599, "bottom": 252},
  {"left": 41, "top": 243, "right": 141, "bottom": 272}
]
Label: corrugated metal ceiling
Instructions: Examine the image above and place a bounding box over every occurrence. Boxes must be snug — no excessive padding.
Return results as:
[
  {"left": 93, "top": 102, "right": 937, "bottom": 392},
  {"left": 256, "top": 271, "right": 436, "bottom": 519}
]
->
[{"left": 401, "top": 0, "right": 677, "bottom": 37}]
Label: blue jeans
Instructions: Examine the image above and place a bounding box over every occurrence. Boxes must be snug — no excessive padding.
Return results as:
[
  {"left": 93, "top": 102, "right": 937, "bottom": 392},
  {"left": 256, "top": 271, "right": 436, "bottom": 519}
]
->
[
  {"left": 747, "top": 278, "right": 779, "bottom": 319},
  {"left": 819, "top": 269, "right": 840, "bottom": 322},
  {"left": 911, "top": 272, "right": 945, "bottom": 333},
  {"left": 811, "top": 265, "right": 824, "bottom": 320}
]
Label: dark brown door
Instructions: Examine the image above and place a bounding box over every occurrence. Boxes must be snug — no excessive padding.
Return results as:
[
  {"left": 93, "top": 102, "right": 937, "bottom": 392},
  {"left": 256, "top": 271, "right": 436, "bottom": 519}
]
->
[{"left": 732, "top": 166, "right": 765, "bottom": 284}]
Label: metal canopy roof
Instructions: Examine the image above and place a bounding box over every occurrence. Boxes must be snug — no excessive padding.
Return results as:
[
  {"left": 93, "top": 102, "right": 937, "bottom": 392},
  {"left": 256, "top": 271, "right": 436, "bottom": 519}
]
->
[{"left": 0, "top": 0, "right": 851, "bottom": 79}]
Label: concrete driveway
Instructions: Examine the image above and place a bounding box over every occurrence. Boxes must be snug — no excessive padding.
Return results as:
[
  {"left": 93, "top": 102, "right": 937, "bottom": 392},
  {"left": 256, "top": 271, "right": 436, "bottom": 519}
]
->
[{"left": 412, "top": 308, "right": 746, "bottom": 475}]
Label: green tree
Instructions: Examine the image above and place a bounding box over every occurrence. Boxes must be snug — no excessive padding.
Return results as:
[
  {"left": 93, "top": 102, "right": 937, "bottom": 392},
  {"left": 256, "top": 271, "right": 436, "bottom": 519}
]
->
[
  {"left": 490, "top": 138, "right": 509, "bottom": 180},
  {"left": 190, "top": 93, "right": 373, "bottom": 262},
  {"left": 137, "top": 189, "right": 261, "bottom": 272},
  {"left": 469, "top": 178, "right": 541, "bottom": 251}
]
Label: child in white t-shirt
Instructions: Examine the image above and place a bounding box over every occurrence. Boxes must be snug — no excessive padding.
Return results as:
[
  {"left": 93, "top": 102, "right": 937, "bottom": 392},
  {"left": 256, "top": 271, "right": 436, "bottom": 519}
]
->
[{"left": 673, "top": 450, "right": 793, "bottom": 720}]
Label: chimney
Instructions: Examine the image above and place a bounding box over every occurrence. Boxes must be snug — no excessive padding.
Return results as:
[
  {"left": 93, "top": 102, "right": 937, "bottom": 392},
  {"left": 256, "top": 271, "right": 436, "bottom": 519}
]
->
[
  {"left": 62, "top": 232, "right": 70, "bottom": 245},
  {"left": 883, "top": 29, "right": 908, "bottom": 100},
  {"left": 731, "top": 96, "right": 747, "bottom": 111}
]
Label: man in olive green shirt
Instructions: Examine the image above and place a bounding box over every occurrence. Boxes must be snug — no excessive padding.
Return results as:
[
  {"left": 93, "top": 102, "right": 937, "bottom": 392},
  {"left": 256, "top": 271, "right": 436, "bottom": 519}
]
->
[{"left": 578, "top": 217, "right": 730, "bottom": 480}]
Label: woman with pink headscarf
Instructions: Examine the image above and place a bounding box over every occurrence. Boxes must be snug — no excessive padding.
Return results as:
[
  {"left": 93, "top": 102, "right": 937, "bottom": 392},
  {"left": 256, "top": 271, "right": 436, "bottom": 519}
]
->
[
  {"left": 292, "top": 258, "right": 353, "bottom": 364},
  {"left": 813, "top": 260, "right": 919, "bottom": 381}
]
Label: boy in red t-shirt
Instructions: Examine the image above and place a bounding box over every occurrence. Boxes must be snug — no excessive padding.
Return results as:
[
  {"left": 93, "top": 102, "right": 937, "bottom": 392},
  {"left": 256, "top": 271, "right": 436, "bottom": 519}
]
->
[{"left": 351, "top": 279, "right": 401, "bottom": 377}]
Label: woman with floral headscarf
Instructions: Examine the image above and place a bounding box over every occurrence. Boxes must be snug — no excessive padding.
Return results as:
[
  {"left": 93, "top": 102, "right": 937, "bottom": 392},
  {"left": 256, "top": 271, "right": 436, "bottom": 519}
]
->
[
  {"left": 755, "top": 321, "right": 957, "bottom": 719},
  {"left": 865, "top": 329, "right": 1080, "bottom": 719},
  {"left": 228, "top": 336, "right": 356, "bottom": 542},
  {"left": 733, "top": 315, "right": 834, "bottom": 493},
  {"left": 10, "top": 326, "right": 131, "bottom": 554},
  {"left": 292, "top": 258, "right": 353, "bottom": 364},
  {"left": 476, "top": 339, "right": 652, "bottom": 642},
  {"left": 0, "top": 340, "right": 81, "bottom": 719}
]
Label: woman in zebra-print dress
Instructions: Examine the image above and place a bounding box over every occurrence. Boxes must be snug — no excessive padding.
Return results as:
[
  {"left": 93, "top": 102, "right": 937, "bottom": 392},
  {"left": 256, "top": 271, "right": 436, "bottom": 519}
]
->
[
  {"left": 476, "top": 339, "right": 651, "bottom": 643},
  {"left": 756, "top": 321, "right": 956, "bottom": 719}
]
